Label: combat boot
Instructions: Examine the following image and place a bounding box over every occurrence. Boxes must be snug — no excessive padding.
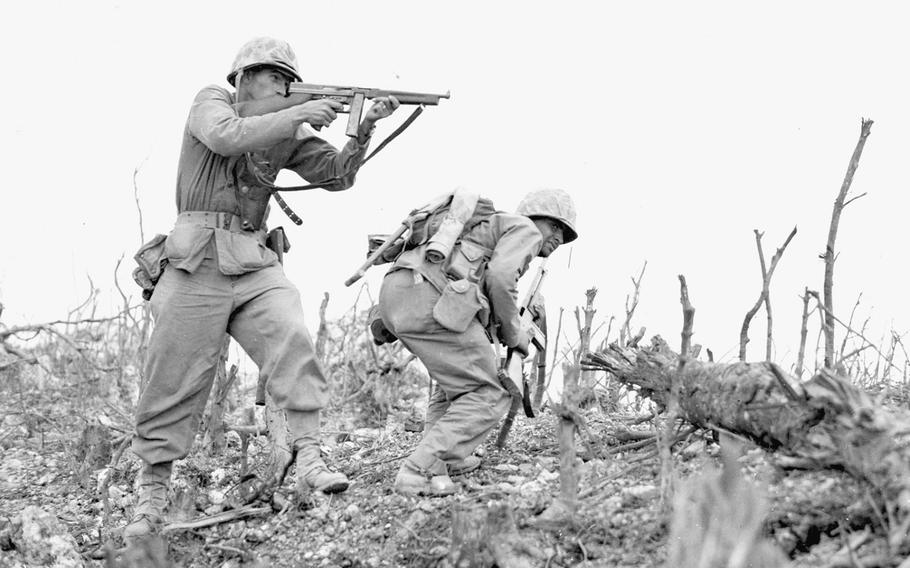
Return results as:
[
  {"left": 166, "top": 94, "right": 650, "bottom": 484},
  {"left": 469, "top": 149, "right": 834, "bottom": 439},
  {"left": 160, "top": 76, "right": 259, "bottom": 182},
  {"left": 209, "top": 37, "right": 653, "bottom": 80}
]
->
[
  {"left": 394, "top": 460, "right": 456, "bottom": 497},
  {"left": 123, "top": 462, "right": 172, "bottom": 544},
  {"left": 447, "top": 455, "right": 482, "bottom": 476},
  {"left": 286, "top": 410, "right": 349, "bottom": 494}
]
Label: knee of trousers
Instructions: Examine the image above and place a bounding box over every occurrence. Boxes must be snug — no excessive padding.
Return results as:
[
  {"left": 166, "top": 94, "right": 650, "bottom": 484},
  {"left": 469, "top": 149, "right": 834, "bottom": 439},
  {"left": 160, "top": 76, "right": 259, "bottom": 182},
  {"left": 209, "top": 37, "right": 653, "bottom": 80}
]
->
[
  {"left": 478, "top": 385, "right": 511, "bottom": 422},
  {"left": 132, "top": 416, "right": 199, "bottom": 465},
  {"left": 268, "top": 323, "right": 321, "bottom": 370},
  {"left": 264, "top": 326, "right": 329, "bottom": 411}
]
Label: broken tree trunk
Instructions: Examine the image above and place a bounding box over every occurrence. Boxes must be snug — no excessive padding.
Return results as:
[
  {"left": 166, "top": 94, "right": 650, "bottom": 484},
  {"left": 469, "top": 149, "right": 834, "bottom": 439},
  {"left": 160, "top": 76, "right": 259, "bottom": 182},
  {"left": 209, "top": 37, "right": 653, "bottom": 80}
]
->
[
  {"left": 823, "top": 118, "right": 873, "bottom": 369},
  {"left": 204, "top": 337, "right": 232, "bottom": 454},
  {"left": 447, "top": 501, "right": 545, "bottom": 567},
  {"left": 583, "top": 338, "right": 910, "bottom": 548},
  {"left": 534, "top": 363, "right": 583, "bottom": 527},
  {"left": 658, "top": 275, "right": 693, "bottom": 504}
]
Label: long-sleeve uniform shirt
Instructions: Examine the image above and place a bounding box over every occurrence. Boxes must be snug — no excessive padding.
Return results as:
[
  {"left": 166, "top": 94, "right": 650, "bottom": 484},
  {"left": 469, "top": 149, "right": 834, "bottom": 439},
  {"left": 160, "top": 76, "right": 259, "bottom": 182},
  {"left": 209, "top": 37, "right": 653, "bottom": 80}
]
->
[
  {"left": 132, "top": 85, "right": 372, "bottom": 465},
  {"left": 166, "top": 84, "right": 371, "bottom": 274},
  {"left": 390, "top": 212, "right": 543, "bottom": 351}
]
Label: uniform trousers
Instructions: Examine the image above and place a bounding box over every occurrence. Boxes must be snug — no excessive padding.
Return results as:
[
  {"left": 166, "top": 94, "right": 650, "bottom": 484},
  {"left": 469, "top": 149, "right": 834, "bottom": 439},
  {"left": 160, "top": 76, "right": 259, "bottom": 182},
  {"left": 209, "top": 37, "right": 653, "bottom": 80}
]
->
[
  {"left": 132, "top": 254, "right": 327, "bottom": 465},
  {"left": 379, "top": 269, "right": 510, "bottom": 475}
]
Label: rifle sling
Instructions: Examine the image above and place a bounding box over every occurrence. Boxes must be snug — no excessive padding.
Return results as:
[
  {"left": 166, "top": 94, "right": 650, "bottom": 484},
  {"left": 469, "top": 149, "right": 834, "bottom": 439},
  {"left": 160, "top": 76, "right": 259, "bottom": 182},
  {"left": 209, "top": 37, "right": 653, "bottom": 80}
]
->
[
  {"left": 359, "top": 105, "right": 424, "bottom": 167},
  {"left": 263, "top": 106, "right": 425, "bottom": 226},
  {"left": 267, "top": 105, "right": 425, "bottom": 194}
]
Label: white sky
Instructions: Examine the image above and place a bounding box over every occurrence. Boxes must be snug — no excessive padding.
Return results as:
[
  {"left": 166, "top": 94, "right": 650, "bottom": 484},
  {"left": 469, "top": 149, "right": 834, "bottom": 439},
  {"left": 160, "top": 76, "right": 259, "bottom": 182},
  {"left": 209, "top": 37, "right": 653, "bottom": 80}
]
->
[{"left": 2, "top": 1, "right": 908, "bottom": 372}]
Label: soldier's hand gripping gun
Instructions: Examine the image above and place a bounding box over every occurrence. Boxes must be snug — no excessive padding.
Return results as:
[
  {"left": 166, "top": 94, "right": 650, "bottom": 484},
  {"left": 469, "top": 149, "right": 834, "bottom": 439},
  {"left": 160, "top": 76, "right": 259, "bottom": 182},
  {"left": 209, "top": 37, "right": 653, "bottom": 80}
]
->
[
  {"left": 496, "top": 260, "right": 548, "bottom": 447},
  {"left": 287, "top": 82, "right": 450, "bottom": 137}
]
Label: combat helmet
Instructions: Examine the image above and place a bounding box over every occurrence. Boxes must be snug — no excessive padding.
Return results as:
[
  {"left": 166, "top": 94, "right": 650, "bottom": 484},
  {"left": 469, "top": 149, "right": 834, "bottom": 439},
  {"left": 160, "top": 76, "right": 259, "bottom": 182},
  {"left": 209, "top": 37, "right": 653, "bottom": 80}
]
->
[
  {"left": 516, "top": 188, "right": 578, "bottom": 243},
  {"left": 227, "top": 37, "right": 302, "bottom": 87}
]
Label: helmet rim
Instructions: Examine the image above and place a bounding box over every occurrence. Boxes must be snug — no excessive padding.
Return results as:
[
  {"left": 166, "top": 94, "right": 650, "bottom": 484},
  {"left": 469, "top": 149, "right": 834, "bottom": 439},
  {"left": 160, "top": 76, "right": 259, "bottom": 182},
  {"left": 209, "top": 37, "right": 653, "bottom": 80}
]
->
[
  {"left": 226, "top": 37, "right": 302, "bottom": 87},
  {"left": 516, "top": 188, "right": 578, "bottom": 243}
]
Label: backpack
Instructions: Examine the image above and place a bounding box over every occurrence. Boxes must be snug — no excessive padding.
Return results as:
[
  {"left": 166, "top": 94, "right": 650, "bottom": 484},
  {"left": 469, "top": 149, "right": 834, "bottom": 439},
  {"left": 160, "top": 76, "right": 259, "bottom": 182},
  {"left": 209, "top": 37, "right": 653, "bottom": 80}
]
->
[
  {"left": 404, "top": 194, "right": 498, "bottom": 253},
  {"left": 347, "top": 191, "right": 499, "bottom": 288}
]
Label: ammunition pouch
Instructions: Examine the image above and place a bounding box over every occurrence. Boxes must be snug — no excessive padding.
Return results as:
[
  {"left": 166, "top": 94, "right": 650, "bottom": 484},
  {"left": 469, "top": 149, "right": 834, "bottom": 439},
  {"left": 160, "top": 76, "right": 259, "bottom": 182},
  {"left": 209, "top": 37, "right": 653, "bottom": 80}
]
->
[
  {"left": 266, "top": 227, "right": 291, "bottom": 256},
  {"left": 132, "top": 234, "right": 168, "bottom": 301},
  {"left": 445, "top": 241, "right": 491, "bottom": 282},
  {"left": 432, "top": 278, "right": 489, "bottom": 332}
]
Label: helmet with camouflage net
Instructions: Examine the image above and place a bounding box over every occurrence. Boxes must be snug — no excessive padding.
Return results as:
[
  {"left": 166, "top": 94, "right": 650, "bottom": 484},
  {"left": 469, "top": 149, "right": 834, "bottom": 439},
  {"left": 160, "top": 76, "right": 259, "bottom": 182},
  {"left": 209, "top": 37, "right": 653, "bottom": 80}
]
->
[
  {"left": 516, "top": 188, "right": 578, "bottom": 243},
  {"left": 226, "top": 37, "right": 302, "bottom": 87}
]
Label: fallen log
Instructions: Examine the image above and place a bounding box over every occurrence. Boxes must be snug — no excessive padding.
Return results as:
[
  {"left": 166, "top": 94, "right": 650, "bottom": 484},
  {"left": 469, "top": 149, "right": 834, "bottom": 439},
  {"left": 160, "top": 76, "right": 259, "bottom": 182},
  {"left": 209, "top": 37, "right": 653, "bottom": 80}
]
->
[{"left": 582, "top": 337, "right": 910, "bottom": 548}]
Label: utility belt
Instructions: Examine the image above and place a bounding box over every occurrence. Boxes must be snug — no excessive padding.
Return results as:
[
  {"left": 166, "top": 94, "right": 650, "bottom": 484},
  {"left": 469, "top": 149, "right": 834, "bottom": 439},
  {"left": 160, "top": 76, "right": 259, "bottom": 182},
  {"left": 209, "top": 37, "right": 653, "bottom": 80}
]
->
[
  {"left": 175, "top": 211, "right": 267, "bottom": 246},
  {"left": 132, "top": 210, "right": 285, "bottom": 301}
]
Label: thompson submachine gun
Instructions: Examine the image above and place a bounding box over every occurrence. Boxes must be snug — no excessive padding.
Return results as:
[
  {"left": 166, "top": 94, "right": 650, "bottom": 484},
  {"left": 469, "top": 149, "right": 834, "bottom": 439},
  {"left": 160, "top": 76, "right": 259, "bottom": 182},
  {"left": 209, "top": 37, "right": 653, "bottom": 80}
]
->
[{"left": 286, "top": 82, "right": 450, "bottom": 137}]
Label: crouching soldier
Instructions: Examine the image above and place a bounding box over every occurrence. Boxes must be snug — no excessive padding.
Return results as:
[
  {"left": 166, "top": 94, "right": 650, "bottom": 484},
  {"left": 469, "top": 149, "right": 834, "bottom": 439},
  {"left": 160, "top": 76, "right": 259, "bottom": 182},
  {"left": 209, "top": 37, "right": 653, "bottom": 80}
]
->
[
  {"left": 123, "top": 37, "right": 399, "bottom": 543},
  {"left": 376, "top": 188, "right": 578, "bottom": 496}
]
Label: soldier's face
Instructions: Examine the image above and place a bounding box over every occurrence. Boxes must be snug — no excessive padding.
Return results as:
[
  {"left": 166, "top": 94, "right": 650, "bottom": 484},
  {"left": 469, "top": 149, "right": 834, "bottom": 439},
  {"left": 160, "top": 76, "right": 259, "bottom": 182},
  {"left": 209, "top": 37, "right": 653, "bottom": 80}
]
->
[
  {"left": 243, "top": 67, "right": 292, "bottom": 100},
  {"left": 533, "top": 218, "right": 565, "bottom": 257}
]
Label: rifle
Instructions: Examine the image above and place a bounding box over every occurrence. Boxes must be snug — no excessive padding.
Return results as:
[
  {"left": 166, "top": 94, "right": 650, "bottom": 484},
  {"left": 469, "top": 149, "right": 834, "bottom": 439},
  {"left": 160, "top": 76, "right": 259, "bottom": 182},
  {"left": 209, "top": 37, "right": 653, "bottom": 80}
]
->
[
  {"left": 344, "top": 192, "right": 452, "bottom": 287},
  {"left": 496, "top": 259, "right": 548, "bottom": 448},
  {"left": 255, "top": 227, "right": 289, "bottom": 406},
  {"left": 287, "top": 82, "right": 450, "bottom": 137}
]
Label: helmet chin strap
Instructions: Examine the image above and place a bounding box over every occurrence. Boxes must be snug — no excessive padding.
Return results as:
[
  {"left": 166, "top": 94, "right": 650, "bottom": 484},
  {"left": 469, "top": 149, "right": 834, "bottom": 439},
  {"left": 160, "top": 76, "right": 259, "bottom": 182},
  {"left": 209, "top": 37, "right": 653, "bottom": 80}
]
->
[{"left": 234, "top": 68, "right": 244, "bottom": 94}]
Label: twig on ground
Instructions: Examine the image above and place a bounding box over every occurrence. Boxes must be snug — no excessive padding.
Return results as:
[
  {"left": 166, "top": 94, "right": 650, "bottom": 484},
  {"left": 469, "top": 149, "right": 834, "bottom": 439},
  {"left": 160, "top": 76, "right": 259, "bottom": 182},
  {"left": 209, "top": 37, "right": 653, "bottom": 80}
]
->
[
  {"left": 363, "top": 453, "right": 411, "bottom": 467},
  {"left": 578, "top": 449, "right": 659, "bottom": 500},
  {"left": 162, "top": 505, "right": 271, "bottom": 533}
]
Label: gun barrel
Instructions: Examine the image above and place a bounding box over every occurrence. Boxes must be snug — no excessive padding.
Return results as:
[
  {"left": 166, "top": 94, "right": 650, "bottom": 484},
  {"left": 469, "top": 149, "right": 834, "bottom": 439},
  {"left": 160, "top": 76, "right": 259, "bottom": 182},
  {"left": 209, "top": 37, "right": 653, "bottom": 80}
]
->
[{"left": 376, "top": 89, "right": 450, "bottom": 105}]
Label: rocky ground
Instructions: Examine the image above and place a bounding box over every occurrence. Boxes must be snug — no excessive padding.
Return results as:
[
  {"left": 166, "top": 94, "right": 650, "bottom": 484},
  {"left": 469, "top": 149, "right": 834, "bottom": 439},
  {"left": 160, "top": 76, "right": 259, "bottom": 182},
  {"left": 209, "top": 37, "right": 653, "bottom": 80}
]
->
[{"left": 1, "top": 354, "right": 907, "bottom": 567}]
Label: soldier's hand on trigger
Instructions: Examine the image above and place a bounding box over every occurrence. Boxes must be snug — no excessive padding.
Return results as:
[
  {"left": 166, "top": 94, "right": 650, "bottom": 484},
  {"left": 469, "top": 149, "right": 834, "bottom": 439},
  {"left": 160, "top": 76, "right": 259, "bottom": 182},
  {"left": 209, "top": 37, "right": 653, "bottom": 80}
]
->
[{"left": 295, "top": 99, "right": 344, "bottom": 128}]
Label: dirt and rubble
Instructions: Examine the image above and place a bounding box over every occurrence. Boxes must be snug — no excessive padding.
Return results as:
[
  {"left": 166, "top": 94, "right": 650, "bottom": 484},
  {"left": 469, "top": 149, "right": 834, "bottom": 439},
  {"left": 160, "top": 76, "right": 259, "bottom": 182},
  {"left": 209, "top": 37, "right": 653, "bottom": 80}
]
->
[{"left": 3, "top": 346, "right": 907, "bottom": 568}]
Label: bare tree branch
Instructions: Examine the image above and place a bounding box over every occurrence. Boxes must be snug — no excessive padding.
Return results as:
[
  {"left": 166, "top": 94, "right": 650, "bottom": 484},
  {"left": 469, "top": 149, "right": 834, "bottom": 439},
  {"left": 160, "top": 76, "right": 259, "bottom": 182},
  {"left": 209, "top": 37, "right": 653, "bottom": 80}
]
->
[
  {"left": 133, "top": 156, "right": 149, "bottom": 245},
  {"left": 621, "top": 261, "right": 647, "bottom": 346},
  {"left": 808, "top": 290, "right": 901, "bottom": 375},
  {"left": 739, "top": 226, "right": 797, "bottom": 361},
  {"left": 795, "top": 288, "right": 813, "bottom": 378},
  {"left": 823, "top": 118, "right": 873, "bottom": 369}
]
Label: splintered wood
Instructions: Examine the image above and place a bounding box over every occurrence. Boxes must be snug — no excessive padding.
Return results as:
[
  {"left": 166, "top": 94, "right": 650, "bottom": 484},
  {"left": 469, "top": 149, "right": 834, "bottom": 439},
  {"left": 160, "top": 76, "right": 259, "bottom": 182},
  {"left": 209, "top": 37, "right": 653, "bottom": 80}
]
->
[{"left": 583, "top": 339, "right": 910, "bottom": 548}]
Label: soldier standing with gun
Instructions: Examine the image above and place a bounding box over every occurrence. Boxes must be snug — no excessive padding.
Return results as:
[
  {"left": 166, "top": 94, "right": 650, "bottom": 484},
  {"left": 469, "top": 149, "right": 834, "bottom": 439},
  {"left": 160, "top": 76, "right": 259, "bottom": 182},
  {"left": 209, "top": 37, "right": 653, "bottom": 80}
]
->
[
  {"left": 124, "top": 37, "right": 400, "bottom": 543},
  {"left": 376, "top": 189, "right": 578, "bottom": 496}
]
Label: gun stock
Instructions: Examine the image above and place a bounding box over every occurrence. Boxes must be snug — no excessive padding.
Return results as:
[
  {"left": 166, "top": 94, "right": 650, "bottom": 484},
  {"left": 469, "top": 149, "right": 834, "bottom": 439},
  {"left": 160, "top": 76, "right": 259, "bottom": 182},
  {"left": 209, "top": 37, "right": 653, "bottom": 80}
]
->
[{"left": 344, "top": 222, "right": 409, "bottom": 287}]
